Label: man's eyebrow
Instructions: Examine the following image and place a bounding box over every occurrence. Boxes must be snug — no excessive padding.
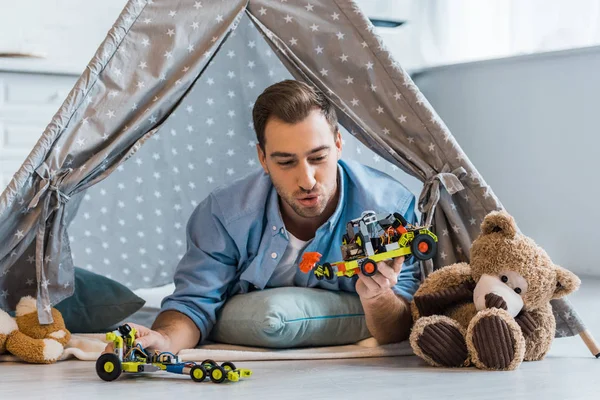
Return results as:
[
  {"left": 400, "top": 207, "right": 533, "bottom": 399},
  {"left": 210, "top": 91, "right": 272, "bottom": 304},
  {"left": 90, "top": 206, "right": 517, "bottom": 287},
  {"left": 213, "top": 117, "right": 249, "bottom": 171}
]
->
[{"left": 270, "top": 145, "right": 330, "bottom": 158}]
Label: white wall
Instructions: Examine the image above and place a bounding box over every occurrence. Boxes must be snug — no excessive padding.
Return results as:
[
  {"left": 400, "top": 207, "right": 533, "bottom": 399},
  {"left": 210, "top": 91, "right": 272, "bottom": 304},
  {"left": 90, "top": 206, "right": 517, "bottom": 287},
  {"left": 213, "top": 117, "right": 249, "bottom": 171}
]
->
[
  {"left": 0, "top": 0, "right": 128, "bottom": 74},
  {"left": 414, "top": 46, "right": 600, "bottom": 278}
]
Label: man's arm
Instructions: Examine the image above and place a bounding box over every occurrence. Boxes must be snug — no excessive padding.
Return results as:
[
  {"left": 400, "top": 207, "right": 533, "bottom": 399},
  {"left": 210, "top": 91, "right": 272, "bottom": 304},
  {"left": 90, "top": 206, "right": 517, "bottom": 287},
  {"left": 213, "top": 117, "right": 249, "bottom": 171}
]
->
[
  {"left": 107, "top": 311, "right": 202, "bottom": 355},
  {"left": 356, "top": 256, "right": 413, "bottom": 344},
  {"left": 152, "top": 194, "right": 239, "bottom": 352},
  {"left": 149, "top": 311, "right": 202, "bottom": 353}
]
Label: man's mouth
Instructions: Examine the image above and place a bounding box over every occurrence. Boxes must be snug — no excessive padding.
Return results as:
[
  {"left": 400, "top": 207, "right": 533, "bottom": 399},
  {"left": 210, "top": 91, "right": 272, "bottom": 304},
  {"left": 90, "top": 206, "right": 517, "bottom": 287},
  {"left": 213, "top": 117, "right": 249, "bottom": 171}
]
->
[{"left": 297, "top": 195, "right": 319, "bottom": 207}]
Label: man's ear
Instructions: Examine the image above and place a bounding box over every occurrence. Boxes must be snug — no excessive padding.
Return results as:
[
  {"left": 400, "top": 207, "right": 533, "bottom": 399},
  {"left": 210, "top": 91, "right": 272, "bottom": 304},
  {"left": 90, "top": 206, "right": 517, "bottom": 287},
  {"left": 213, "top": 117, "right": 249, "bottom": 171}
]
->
[
  {"left": 552, "top": 265, "right": 581, "bottom": 299},
  {"left": 256, "top": 144, "right": 269, "bottom": 174},
  {"left": 335, "top": 129, "right": 342, "bottom": 159}
]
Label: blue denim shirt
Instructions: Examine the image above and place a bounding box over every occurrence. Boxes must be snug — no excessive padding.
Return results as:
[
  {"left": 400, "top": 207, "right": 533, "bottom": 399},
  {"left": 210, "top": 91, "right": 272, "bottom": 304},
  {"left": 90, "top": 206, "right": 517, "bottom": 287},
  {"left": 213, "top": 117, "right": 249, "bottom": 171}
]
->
[{"left": 160, "top": 160, "right": 419, "bottom": 341}]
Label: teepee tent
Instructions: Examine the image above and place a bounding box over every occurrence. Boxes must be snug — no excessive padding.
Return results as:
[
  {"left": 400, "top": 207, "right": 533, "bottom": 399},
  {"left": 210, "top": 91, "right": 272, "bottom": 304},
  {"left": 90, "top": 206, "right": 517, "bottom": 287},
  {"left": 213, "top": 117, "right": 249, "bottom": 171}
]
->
[{"left": 0, "top": 0, "right": 595, "bottom": 354}]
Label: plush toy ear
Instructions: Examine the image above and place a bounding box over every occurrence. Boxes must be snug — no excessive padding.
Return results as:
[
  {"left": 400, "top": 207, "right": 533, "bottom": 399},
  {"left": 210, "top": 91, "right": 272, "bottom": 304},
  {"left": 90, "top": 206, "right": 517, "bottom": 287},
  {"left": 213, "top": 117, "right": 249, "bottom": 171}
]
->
[
  {"left": 480, "top": 210, "right": 518, "bottom": 238},
  {"left": 552, "top": 266, "right": 581, "bottom": 299}
]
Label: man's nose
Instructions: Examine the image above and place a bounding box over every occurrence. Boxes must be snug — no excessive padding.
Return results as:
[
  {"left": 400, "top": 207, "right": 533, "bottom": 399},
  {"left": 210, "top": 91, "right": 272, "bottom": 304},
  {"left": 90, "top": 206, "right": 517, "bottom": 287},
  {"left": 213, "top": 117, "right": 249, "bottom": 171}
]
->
[{"left": 297, "top": 162, "right": 317, "bottom": 192}]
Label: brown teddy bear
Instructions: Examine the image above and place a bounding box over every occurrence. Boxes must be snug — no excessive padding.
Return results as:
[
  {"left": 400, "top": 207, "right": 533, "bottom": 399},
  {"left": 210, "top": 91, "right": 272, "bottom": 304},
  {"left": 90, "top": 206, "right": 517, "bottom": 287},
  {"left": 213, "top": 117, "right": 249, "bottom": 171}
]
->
[
  {"left": 409, "top": 210, "right": 580, "bottom": 371},
  {"left": 0, "top": 296, "right": 71, "bottom": 363}
]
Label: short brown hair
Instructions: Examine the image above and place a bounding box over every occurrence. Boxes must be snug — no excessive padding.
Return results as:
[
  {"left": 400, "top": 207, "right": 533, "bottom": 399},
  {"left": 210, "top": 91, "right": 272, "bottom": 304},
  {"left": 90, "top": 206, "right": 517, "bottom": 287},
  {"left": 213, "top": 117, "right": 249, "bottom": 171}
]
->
[{"left": 252, "top": 80, "right": 338, "bottom": 150}]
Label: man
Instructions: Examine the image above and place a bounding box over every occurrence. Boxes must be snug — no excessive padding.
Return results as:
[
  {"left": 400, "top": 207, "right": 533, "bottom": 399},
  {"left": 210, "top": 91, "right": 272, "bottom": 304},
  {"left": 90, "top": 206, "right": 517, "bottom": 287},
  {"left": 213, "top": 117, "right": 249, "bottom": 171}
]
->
[{"left": 111, "top": 80, "right": 420, "bottom": 353}]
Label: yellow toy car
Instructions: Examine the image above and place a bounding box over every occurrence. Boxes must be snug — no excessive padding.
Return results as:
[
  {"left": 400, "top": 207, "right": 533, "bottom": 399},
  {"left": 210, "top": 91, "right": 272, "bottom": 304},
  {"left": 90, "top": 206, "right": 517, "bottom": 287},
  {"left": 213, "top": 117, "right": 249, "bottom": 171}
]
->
[
  {"left": 300, "top": 210, "right": 437, "bottom": 280},
  {"left": 96, "top": 324, "right": 252, "bottom": 383}
]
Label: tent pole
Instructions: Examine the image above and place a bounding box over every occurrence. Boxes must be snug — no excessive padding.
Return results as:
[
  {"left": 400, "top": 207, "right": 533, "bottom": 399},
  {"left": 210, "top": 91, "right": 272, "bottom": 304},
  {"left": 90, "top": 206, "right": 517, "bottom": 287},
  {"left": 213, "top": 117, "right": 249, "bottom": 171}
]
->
[{"left": 580, "top": 330, "right": 600, "bottom": 358}]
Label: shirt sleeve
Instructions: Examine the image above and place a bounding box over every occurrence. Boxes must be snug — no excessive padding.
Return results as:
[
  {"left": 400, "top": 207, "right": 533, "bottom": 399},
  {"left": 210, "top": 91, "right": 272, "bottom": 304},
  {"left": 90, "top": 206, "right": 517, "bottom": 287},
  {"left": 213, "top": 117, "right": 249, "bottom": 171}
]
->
[
  {"left": 391, "top": 195, "right": 422, "bottom": 302},
  {"left": 160, "top": 193, "right": 239, "bottom": 344}
]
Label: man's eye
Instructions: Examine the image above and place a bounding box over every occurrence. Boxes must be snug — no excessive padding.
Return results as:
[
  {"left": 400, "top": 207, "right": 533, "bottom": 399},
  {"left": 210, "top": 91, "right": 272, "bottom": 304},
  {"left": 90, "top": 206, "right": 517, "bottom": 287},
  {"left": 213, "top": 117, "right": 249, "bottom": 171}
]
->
[
  {"left": 278, "top": 160, "right": 294, "bottom": 166},
  {"left": 310, "top": 156, "right": 327, "bottom": 162}
]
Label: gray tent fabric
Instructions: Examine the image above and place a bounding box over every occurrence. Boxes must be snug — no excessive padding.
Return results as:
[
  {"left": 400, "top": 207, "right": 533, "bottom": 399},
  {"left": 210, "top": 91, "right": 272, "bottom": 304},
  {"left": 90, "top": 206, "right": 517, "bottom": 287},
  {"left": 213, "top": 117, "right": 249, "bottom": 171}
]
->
[
  {"left": 0, "top": 0, "right": 587, "bottom": 344},
  {"left": 64, "top": 12, "right": 419, "bottom": 289}
]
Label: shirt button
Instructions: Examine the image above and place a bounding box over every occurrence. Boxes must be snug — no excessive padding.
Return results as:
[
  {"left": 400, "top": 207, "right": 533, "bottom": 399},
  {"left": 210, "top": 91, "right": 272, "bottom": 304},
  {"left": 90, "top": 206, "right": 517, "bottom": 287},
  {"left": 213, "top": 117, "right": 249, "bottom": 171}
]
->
[
  {"left": 272, "top": 225, "right": 277, "bottom": 231},
  {"left": 271, "top": 252, "right": 278, "bottom": 259}
]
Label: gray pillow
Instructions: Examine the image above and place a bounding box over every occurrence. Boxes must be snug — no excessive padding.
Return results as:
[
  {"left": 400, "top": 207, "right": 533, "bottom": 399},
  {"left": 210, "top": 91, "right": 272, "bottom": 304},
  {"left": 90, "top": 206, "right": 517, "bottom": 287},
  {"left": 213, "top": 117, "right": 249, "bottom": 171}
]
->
[
  {"left": 209, "top": 287, "right": 371, "bottom": 348},
  {"left": 55, "top": 267, "right": 146, "bottom": 333}
]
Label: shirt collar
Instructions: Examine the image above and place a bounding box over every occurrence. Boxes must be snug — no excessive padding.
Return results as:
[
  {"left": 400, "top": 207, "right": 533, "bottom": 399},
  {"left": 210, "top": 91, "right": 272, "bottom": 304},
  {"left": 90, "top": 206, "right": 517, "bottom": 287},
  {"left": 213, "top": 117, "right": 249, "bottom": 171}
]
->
[
  {"left": 324, "top": 162, "right": 346, "bottom": 233},
  {"left": 266, "top": 162, "right": 347, "bottom": 237}
]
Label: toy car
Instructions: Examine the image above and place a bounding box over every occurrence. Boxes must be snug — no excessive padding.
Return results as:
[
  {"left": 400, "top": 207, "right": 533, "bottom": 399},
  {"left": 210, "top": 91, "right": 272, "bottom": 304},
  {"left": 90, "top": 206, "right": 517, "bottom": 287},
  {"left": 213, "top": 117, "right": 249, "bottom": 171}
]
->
[
  {"left": 96, "top": 324, "right": 252, "bottom": 383},
  {"left": 299, "top": 210, "right": 438, "bottom": 280}
]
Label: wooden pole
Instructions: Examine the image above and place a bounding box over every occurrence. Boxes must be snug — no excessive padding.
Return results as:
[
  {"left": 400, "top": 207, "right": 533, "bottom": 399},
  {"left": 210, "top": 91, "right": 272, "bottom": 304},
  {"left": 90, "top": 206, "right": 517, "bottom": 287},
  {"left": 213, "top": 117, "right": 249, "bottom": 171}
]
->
[{"left": 580, "top": 330, "right": 600, "bottom": 358}]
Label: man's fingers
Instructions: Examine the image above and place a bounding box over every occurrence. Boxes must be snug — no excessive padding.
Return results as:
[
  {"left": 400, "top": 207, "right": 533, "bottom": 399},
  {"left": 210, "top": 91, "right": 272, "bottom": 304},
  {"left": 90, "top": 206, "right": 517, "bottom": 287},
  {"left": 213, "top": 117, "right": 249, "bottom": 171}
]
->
[
  {"left": 126, "top": 322, "right": 151, "bottom": 338},
  {"left": 358, "top": 273, "right": 380, "bottom": 292},
  {"left": 392, "top": 256, "right": 405, "bottom": 273},
  {"left": 134, "top": 336, "right": 155, "bottom": 349},
  {"left": 102, "top": 342, "right": 114, "bottom": 355},
  {"left": 376, "top": 260, "right": 400, "bottom": 283},
  {"left": 370, "top": 272, "right": 391, "bottom": 289}
]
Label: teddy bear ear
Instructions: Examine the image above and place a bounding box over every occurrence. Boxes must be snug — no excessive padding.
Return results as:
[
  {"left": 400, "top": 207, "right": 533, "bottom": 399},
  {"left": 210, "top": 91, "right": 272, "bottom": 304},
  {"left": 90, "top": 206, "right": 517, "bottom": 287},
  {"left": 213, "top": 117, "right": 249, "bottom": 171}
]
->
[
  {"left": 552, "top": 266, "right": 581, "bottom": 299},
  {"left": 480, "top": 210, "right": 518, "bottom": 238}
]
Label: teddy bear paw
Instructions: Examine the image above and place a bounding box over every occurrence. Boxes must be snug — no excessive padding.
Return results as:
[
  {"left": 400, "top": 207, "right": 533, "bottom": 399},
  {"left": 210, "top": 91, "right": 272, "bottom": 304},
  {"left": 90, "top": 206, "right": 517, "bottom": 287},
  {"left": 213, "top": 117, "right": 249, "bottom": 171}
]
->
[
  {"left": 0, "top": 308, "right": 18, "bottom": 353},
  {"left": 466, "top": 308, "right": 525, "bottom": 371},
  {"left": 410, "top": 316, "right": 469, "bottom": 368}
]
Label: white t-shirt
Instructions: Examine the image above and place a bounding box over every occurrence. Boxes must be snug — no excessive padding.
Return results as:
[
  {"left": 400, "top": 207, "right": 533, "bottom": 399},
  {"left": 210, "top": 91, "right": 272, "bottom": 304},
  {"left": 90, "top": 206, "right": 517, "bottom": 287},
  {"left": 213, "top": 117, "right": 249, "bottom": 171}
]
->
[{"left": 266, "top": 231, "right": 311, "bottom": 287}]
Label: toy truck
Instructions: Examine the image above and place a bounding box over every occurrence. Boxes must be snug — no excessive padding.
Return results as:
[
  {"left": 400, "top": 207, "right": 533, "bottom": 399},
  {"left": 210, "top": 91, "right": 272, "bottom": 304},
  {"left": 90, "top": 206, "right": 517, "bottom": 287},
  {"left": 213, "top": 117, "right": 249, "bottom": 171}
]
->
[
  {"left": 299, "top": 210, "right": 437, "bottom": 280},
  {"left": 96, "top": 324, "right": 252, "bottom": 383}
]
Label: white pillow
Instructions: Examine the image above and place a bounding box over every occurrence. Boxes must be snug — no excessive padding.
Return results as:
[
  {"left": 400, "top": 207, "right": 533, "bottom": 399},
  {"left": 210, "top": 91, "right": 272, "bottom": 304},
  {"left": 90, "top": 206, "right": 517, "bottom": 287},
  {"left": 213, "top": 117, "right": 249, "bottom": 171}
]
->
[{"left": 133, "top": 283, "right": 176, "bottom": 309}]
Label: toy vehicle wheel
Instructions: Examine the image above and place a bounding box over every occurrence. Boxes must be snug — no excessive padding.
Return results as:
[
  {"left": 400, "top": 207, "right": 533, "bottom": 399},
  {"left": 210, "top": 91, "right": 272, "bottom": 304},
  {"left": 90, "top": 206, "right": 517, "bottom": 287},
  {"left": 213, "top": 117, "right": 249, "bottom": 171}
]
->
[
  {"left": 356, "top": 233, "right": 366, "bottom": 254},
  {"left": 323, "top": 262, "right": 334, "bottom": 280},
  {"left": 411, "top": 234, "right": 437, "bottom": 261},
  {"left": 202, "top": 359, "right": 217, "bottom": 369},
  {"left": 393, "top": 212, "right": 408, "bottom": 227},
  {"left": 210, "top": 365, "right": 227, "bottom": 383},
  {"left": 190, "top": 365, "right": 207, "bottom": 382},
  {"left": 96, "top": 353, "right": 122, "bottom": 382},
  {"left": 360, "top": 259, "right": 378, "bottom": 277},
  {"left": 221, "top": 361, "right": 236, "bottom": 371}
]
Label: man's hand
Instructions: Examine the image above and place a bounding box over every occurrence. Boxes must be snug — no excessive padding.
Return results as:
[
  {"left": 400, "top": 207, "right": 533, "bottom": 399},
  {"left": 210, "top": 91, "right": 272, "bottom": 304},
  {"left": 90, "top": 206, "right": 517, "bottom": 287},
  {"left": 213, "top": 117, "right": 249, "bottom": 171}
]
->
[
  {"left": 355, "top": 256, "right": 404, "bottom": 301},
  {"left": 102, "top": 322, "right": 172, "bottom": 355}
]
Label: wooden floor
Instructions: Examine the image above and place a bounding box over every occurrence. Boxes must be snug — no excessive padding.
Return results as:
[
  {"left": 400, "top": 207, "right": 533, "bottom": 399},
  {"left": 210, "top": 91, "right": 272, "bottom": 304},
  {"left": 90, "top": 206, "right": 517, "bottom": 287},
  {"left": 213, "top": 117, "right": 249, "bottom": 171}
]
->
[{"left": 2, "top": 277, "right": 600, "bottom": 400}]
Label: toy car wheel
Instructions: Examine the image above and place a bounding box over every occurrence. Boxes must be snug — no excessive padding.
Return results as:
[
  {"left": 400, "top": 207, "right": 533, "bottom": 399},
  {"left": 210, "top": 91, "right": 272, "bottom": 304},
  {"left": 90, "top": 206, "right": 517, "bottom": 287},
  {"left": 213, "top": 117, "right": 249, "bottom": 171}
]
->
[
  {"left": 221, "top": 361, "right": 236, "bottom": 372},
  {"left": 411, "top": 234, "right": 437, "bottom": 261},
  {"left": 356, "top": 233, "right": 366, "bottom": 254},
  {"left": 202, "top": 359, "right": 217, "bottom": 369},
  {"left": 323, "top": 263, "right": 334, "bottom": 280},
  {"left": 96, "top": 353, "right": 122, "bottom": 382},
  {"left": 393, "top": 212, "right": 408, "bottom": 227},
  {"left": 190, "top": 365, "right": 207, "bottom": 382},
  {"left": 210, "top": 365, "right": 227, "bottom": 383},
  {"left": 360, "top": 259, "right": 378, "bottom": 277}
]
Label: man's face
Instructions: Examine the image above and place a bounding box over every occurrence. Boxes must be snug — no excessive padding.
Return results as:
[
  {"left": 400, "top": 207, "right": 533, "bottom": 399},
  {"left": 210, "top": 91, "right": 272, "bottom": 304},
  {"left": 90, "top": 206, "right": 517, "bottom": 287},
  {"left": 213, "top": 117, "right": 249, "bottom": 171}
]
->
[{"left": 257, "top": 109, "right": 342, "bottom": 219}]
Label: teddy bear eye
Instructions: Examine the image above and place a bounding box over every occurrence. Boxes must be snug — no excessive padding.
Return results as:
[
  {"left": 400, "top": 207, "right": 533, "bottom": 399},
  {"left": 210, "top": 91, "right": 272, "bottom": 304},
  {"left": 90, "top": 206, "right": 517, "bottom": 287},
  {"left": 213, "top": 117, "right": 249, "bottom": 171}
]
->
[
  {"left": 514, "top": 287, "right": 522, "bottom": 294},
  {"left": 501, "top": 275, "right": 508, "bottom": 283}
]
